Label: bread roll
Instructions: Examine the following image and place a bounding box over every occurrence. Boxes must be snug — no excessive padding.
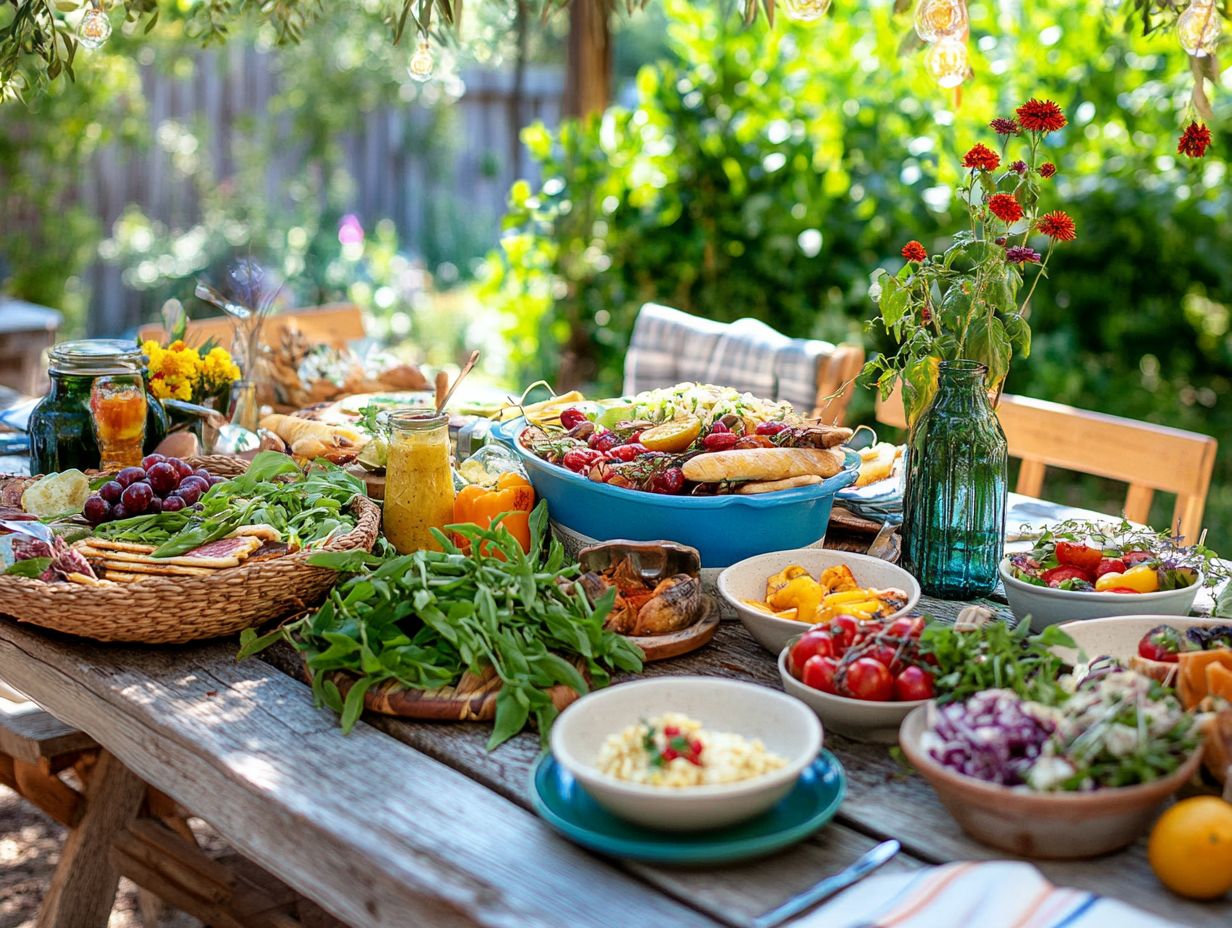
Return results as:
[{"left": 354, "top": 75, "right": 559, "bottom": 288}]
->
[
  {"left": 735, "top": 475, "right": 824, "bottom": 494},
  {"left": 683, "top": 448, "right": 845, "bottom": 483},
  {"left": 260, "top": 413, "right": 366, "bottom": 448}
]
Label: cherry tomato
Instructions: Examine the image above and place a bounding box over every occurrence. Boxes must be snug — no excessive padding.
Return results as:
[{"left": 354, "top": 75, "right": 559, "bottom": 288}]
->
[
  {"left": 588, "top": 430, "right": 620, "bottom": 453},
  {"left": 562, "top": 448, "right": 601, "bottom": 472},
  {"left": 1138, "top": 625, "right": 1183, "bottom": 663},
  {"left": 790, "top": 631, "right": 836, "bottom": 676},
  {"left": 801, "top": 656, "right": 839, "bottom": 694},
  {"left": 755, "top": 421, "right": 789, "bottom": 435},
  {"left": 1095, "top": 557, "right": 1127, "bottom": 578},
  {"left": 867, "top": 644, "right": 904, "bottom": 674},
  {"left": 708, "top": 420, "right": 730, "bottom": 433},
  {"left": 828, "top": 615, "right": 860, "bottom": 651},
  {"left": 559, "top": 407, "right": 588, "bottom": 430},
  {"left": 1107, "top": 587, "right": 1139, "bottom": 594},
  {"left": 607, "top": 443, "right": 648, "bottom": 462},
  {"left": 1041, "top": 565, "right": 1092, "bottom": 587},
  {"left": 886, "top": 616, "right": 925, "bottom": 639},
  {"left": 1055, "top": 542, "right": 1103, "bottom": 572},
  {"left": 894, "top": 666, "right": 935, "bottom": 701},
  {"left": 702, "top": 432, "right": 739, "bottom": 451},
  {"left": 649, "top": 467, "right": 685, "bottom": 494},
  {"left": 843, "top": 657, "right": 894, "bottom": 701}
]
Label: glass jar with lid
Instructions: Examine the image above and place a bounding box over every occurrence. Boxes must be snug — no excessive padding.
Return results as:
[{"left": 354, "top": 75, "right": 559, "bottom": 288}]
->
[
  {"left": 28, "top": 339, "right": 169, "bottom": 473},
  {"left": 382, "top": 407, "right": 456, "bottom": 553}
]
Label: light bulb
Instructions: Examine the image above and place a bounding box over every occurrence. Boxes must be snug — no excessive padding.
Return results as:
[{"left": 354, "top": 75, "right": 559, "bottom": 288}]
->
[
  {"left": 914, "top": 0, "right": 968, "bottom": 43},
  {"left": 782, "top": 0, "right": 833, "bottom": 22},
  {"left": 78, "top": 3, "right": 112, "bottom": 50},
  {"left": 925, "top": 36, "right": 969, "bottom": 89},
  {"left": 1178, "top": 1, "right": 1221, "bottom": 57},
  {"left": 408, "top": 37, "right": 434, "bottom": 82}
]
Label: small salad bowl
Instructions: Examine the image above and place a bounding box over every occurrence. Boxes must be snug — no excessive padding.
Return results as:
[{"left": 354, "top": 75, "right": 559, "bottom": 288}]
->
[
  {"left": 718, "top": 549, "right": 920, "bottom": 655},
  {"left": 999, "top": 558, "right": 1201, "bottom": 630},
  {"left": 899, "top": 703, "right": 1204, "bottom": 859},
  {"left": 777, "top": 642, "right": 927, "bottom": 743},
  {"left": 549, "top": 676, "right": 822, "bottom": 831}
]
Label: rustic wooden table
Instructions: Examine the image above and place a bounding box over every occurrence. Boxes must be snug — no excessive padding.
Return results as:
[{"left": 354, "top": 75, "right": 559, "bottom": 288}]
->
[{"left": 1, "top": 494, "right": 1228, "bottom": 928}]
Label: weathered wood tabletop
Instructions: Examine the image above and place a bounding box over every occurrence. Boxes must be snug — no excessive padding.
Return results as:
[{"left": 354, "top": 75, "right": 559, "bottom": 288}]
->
[{"left": 0, "top": 494, "right": 1228, "bottom": 928}]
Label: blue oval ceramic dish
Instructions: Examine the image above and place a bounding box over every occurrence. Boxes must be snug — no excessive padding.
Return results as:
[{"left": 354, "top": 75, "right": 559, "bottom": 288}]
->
[{"left": 491, "top": 418, "right": 859, "bottom": 568}]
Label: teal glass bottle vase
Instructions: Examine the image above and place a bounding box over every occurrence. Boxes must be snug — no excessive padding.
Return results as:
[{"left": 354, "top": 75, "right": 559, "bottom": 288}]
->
[{"left": 900, "top": 360, "right": 1008, "bottom": 598}]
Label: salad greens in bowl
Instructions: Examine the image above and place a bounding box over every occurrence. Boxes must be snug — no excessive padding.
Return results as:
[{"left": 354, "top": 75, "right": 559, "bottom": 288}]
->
[{"left": 1000, "top": 519, "right": 1229, "bottom": 629}]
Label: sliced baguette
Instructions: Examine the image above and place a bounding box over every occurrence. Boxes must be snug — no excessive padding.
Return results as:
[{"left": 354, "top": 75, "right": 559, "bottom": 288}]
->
[
  {"left": 683, "top": 447, "right": 845, "bottom": 483},
  {"left": 735, "top": 475, "right": 824, "bottom": 495}
]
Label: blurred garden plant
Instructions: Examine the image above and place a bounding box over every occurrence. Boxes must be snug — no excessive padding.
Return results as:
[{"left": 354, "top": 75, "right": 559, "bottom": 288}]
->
[{"left": 865, "top": 100, "right": 1078, "bottom": 425}]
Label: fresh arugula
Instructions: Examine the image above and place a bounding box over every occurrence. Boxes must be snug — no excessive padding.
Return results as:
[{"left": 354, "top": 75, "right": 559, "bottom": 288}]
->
[
  {"left": 239, "top": 501, "right": 644, "bottom": 748},
  {"left": 923, "top": 619, "right": 1076, "bottom": 706}
]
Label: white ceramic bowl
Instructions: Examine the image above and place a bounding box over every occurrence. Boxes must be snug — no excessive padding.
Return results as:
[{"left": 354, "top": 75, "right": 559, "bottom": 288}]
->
[
  {"left": 777, "top": 643, "right": 927, "bottom": 743},
  {"left": 718, "top": 549, "right": 921, "bottom": 655},
  {"left": 549, "top": 676, "right": 822, "bottom": 831},
  {"left": 999, "top": 559, "right": 1201, "bottom": 631},
  {"left": 1052, "top": 614, "right": 1229, "bottom": 667},
  {"left": 899, "top": 704, "right": 1203, "bottom": 858}
]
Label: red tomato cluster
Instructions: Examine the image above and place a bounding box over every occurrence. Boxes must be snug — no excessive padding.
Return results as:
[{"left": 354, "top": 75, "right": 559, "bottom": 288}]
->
[
  {"left": 787, "top": 615, "right": 935, "bottom": 702},
  {"left": 1042, "top": 541, "right": 1153, "bottom": 591}
]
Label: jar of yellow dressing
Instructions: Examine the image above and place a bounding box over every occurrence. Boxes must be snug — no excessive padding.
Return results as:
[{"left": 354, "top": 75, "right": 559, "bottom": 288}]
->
[{"left": 382, "top": 408, "right": 455, "bottom": 553}]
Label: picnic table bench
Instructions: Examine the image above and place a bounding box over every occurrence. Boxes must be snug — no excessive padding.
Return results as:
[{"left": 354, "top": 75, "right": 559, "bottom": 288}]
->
[{"left": 0, "top": 494, "right": 1227, "bottom": 928}]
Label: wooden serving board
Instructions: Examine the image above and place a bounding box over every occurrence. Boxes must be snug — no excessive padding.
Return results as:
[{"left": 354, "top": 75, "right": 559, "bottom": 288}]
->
[
  {"left": 308, "top": 662, "right": 582, "bottom": 723},
  {"left": 629, "top": 595, "right": 721, "bottom": 662}
]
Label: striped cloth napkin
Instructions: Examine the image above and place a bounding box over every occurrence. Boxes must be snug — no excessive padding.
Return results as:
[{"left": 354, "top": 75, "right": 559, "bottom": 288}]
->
[
  {"left": 622, "top": 303, "right": 840, "bottom": 415},
  {"left": 795, "top": 861, "right": 1181, "bottom": 928}
]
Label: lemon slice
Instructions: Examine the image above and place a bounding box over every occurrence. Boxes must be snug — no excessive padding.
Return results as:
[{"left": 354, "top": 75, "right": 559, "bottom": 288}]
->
[{"left": 639, "top": 416, "right": 702, "bottom": 452}]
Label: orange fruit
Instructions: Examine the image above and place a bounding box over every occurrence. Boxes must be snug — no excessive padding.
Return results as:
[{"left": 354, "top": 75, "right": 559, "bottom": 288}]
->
[
  {"left": 1148, "top": 796, "right": 1232, "bottom": 900},
  {"left": 638, "top": 416, "right": 702, "bottom": 453}
]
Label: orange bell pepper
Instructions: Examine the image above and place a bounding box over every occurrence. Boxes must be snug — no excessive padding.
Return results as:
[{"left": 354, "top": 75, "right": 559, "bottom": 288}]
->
[{"left": 451, "top": 472, "right": 535, "bottom": 555}]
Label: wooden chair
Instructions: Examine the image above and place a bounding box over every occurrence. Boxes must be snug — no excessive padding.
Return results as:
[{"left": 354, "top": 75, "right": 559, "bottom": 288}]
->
[
  {"left": 875, "top": 385, "right": 1218, "bottom": 536},
  {"left": 137, "top": 302, "right": 367, "bottom": 349},
  {"left": 621, "top": 303, "right": 865, "bottom": 424}
]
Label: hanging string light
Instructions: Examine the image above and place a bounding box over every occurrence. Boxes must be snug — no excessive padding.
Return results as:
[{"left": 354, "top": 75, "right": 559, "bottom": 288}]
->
[
  {"left": 1177, "top": 0, "right": 1221, "bottom": 58},
  {"left": 782, "top": 0, "right": 833, "bottom": 22},
  {"left": 78, "top": 0, "right": 112, "bottom": 50},
  {"left": 913, "top": 0, "right": 968, "bottom": 43},
  {"left": 925, "top": 35, "right": 969, "bottom": 89},
  {"left": 408, "top": 35, "right": 434, "bottom": 82}
]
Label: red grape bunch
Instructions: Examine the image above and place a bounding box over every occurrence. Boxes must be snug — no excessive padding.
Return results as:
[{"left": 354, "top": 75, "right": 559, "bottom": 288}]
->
[{"left": 82, "top": 455, "right": 226, "bottom": 525}]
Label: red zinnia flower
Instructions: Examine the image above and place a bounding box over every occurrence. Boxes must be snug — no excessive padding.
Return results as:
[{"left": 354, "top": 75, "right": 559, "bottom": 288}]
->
[
  {"left": 988, "top": 193, "right": 1024, "bottom": 224},
  {"left": 1016, "top": 99, "right": 1067, "bottom": 133},
  {"left": 1039, "top": 162, "right": 1056, "bottom": 178},
  {"left": 1036, "top": 210, "right": 1077, "bottom": 242},
  {"left": 1009, "top": 160, "right": 1027, "bottom": 175},
  {"left": 901, "top": 240, "right": 928, "bottom": 262},
  {"left": 962, "top": 143, "right": 1001, "bottom": 172},
  {"left": 989, "top": 117, "right": 1019, "bottom": 135},
  {"left": 1177, "top": 122, "right": 1212, "bottom": 158}
]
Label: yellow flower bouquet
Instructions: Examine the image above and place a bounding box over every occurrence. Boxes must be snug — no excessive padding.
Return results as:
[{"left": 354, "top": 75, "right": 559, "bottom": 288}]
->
[{"left": 142, "top": 339, "right": 241, "bottom": 404}]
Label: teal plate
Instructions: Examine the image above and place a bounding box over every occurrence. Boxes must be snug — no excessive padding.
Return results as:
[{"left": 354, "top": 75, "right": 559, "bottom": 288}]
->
[{"left": 529, "top": 750, "right": 846, "bottom": 865}]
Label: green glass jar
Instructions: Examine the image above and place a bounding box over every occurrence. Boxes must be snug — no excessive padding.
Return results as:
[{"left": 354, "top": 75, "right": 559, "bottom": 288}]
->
[{"left": 28, "top": 340, "right": 168, "bottom": 474}]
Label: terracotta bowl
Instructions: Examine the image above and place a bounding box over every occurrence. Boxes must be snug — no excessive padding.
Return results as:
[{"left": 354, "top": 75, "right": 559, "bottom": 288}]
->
[{"left": 899, "top": 704, "right": 1204, "bottom": 859}]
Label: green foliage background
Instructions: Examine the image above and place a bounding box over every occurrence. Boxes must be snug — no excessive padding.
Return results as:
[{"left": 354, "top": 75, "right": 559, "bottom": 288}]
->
[{"left": 480, "top": 0, "right": 1232, "bottom": 543}]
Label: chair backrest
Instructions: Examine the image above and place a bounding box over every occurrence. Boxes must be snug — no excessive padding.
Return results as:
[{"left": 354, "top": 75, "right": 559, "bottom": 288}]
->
[
  {"left": 622, "top": 303, "right": 864, "bottom": 424},
  {"left": 137, "top": 303, "right": 366, "bottom": 349},
  {"left": 875, "top": 384, "right": 1217, "bottom": 536}
]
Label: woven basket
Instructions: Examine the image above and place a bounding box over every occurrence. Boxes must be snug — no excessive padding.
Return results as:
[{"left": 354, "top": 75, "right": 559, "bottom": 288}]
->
[{"left": 0, "top": 455, "right": 381, "bottom": 645}]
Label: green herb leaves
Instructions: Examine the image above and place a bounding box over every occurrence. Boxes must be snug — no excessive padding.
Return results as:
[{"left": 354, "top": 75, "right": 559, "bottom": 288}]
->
[{"left": 239, "top": 501, "right": 644, "bottom": 748}]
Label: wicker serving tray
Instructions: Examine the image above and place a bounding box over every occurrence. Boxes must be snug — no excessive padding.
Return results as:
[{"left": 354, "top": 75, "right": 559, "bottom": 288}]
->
[{"left": 0, "top": 455, "right": 381, "bottom": 645}]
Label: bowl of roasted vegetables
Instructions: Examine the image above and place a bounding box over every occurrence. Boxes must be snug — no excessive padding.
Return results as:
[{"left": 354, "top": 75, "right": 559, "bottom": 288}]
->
[
  {"left": 1000, "top": 521, "right": 1212, "bottom": 629},
  {"left": 717, "top": 549, "right": 919, "bottom": 655},
  {"left": 497, "top": 384, "right": 859, "bottom": 568}
]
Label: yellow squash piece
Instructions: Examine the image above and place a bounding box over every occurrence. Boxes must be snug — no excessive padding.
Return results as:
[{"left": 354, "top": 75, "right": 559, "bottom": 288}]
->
[
  {"left": 767, "top": 575, "right": 824, "bottom": 624},
  {"left": 766, "top": 565, "right": 809, "bottom": 600},
  {"left": 819, "top": 564, "right": 859, "bottom": 594}
]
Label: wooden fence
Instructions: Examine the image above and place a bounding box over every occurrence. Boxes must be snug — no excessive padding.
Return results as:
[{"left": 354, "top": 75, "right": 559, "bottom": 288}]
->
[{"left": 62, "top": 46, "right": 564, "bottom": 336}]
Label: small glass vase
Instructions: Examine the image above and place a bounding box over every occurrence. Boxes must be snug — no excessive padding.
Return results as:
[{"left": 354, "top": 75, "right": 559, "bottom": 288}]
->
[
  {"left": 901, "top": 360, "right": 1008, "bottom": 598},
  {"left": 226, "top": 380, "right": 260, "bottom": 433}
]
